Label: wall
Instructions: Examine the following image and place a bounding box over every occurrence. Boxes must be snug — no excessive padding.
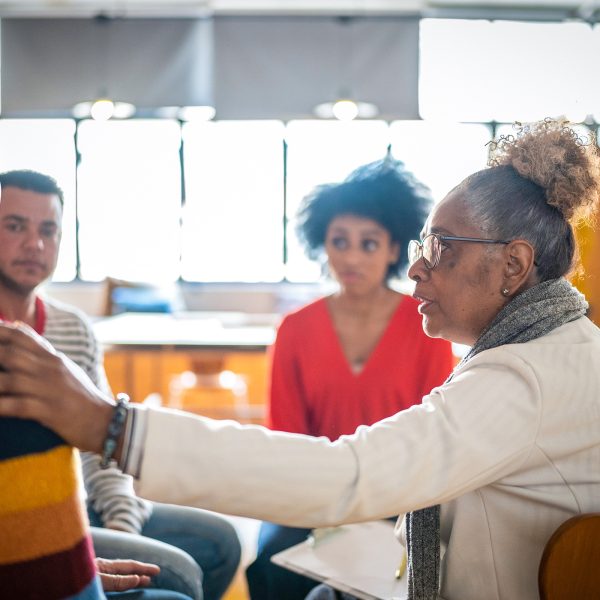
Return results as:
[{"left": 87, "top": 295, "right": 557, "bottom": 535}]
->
[
  {"left": 573, "top": 222, "right": 600, "bottom": 325},
  {"left": 42, "top": 280, "right": 331, "bottom": 318},
  {"left": 42, "top": 278, "right": 419, "bottom": 318},
  {"left": 1, "top": 15, "right": 419, "bottom": 120}
]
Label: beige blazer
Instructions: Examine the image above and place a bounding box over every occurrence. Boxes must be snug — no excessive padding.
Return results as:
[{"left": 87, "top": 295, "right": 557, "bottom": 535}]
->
[{"left": 133, "top": 317, "right": 600, "bottom": 600}]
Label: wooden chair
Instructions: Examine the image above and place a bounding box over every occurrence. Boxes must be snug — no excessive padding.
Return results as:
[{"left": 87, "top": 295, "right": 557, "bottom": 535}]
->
[{"left": 538, "top": 513, "right": 600, "bottom": 600}]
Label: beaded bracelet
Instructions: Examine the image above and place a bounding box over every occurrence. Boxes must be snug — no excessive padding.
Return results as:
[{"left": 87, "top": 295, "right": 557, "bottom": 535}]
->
[{"left": 100, "top": 393, "right": 130, "bottom": 469}]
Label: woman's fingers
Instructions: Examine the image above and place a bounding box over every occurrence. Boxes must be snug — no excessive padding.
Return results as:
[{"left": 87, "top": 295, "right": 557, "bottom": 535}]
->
[
  {"left": 0, "top": 379, "right": 115, "bottom": 452},
  {"left": 0, "top": 349, "right": 83, "bottom": 417},
  {"left": 99, "top": 572, "right": 144, "bottom": 592},
  {"left": 0, "top": 321, "right": 57, "bottom": 357},
  {"left": 96, "top": 558, "right": 159, "bottom": 591},
  {"left": 0, "top": 322, "right": 116, "bottom": 452},
  {"left": 0, "top": 394, "right": 39, "bottom": 420},
  {"left": 0, "top": 323, "right": 62, "bottom": 383},
  {"left": 97, "top": 558, "right": 161, "bottom": 577}
]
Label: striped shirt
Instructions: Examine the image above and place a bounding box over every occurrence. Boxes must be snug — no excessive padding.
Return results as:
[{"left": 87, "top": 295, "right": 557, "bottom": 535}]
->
[{"left": 43, "top": 296, "right": 152, "bottom": 533}]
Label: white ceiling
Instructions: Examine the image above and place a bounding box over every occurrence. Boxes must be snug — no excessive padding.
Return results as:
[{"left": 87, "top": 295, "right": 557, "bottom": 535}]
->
[{"left": 0, "top": 0, "right": 597, "bottom": 19}]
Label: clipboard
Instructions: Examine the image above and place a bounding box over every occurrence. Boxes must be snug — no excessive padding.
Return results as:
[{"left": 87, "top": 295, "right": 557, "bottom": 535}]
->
[{"left": 271, "top": 520, "right": 408, "bottom": 600}]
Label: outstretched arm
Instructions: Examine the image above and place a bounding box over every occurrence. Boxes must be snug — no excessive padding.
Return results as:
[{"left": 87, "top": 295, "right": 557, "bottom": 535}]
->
[{"left": 0, "top": 321, "right": 542, "bottom": 531}]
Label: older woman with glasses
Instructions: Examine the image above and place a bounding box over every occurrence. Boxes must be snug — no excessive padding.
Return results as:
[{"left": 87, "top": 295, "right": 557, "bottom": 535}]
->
[
  {"left": 408, "top": 234, "right": 511, "bottom": 270},
  {"left": 2, "top": 119, "right": 600, "bottom": 600}
]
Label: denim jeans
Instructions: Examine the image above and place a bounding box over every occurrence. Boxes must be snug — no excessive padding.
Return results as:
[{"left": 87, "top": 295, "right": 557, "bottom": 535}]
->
[
  {"left": 245, "top": 522, "right": 319, "bottom": 600},
  {"left": 304, "top": 585, "right": 357, "bottom": 600},
  {"left": 106, "top": 590, "right": 193, "bottom": 600},
  {"left": 90, "top": 501, "right": 241, "bottom": 600},
  {"left": 106, "top": 588, "right": 192, "bottom": 600}
]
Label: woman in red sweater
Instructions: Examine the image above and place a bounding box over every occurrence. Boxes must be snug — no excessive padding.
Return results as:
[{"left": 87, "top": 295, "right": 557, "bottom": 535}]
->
[{"left": 246, "top": 156, "right": 455, "bottom": 600}]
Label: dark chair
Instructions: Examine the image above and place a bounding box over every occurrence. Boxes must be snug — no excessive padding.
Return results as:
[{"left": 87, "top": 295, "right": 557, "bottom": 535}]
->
[{"left": 538, "top": 513, "right": 600, "bottom": 600}]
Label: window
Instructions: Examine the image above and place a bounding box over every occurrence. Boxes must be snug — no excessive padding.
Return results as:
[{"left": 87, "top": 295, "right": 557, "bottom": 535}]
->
[
  {"left": 420, "top": 19, "right": 592, "bottom": 123},
  {"left": 2, "top": 17, "right": 598, "bottom": 286},
  {"left": 77, "top": 120, "right": 182, "bottom": 282},
  {"left": 181, "top": 121, "right": 285, "bottom": 282},
  {"left": 390, "top": 121, "right": 491, "bottom": 203}
]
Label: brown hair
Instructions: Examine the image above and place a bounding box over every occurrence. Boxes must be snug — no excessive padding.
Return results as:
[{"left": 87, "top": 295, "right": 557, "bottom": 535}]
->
[
  {"left": 458, "top": 119, "right": 600, "bottom": 281},
  {"left": 491, "top": 119, "right": 600, "bottom": 223}
]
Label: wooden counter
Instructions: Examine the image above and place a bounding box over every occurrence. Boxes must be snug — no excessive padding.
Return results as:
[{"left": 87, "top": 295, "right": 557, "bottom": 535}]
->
[{"left": 94, "top": 312, "right": 277, "bottom": 423}]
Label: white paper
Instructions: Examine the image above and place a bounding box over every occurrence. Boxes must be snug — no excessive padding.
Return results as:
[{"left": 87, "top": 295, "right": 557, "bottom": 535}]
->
[{"left": 271, "top": 520, "right": 408, "bottom": 600}]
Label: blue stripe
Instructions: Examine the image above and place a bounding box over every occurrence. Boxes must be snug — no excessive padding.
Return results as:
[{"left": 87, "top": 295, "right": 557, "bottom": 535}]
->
[
  {"left": 0, "top": 418, "right": 65, "bottom": 460},
  {"left": 66, "top": 575, "right": 106, "bottom": 600}
]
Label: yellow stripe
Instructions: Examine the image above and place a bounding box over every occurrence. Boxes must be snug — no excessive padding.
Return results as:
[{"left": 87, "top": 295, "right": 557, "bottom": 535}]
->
[
  {"left": 0, "top": 446, "right": 78, "bottom": 515},
  {"left": 0, "top": 491, "right": 88, "bottom": 564}
]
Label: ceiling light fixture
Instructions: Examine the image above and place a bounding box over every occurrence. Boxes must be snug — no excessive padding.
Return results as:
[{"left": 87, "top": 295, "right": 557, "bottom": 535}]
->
[
  {"left": 72, "top": 14, "right": 137, "bottom": 121},
  {"left": 153, "top": 105, "right": 216, "bottom": 121},
  {"left": 313, "top": 17, "right": 379, "bottom": 121},
  {"left": 73, "top": 98, "right": 136, "bottom": 121},
  {"left": 314, "top": 98, "right": 378, "bottom": 121},
  {"left": 177, "top": 105, "right": 216, "bottom": 121}
]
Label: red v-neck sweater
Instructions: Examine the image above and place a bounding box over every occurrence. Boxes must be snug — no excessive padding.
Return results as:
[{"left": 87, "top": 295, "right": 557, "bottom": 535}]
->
[{"left": 267, "top": 295, "right": 454, "bottom": 441}]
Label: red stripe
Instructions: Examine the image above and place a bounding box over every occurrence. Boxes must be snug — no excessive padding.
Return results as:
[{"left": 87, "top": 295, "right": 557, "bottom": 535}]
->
[
  {"left": 35, "top": 296, "right": 47, "bottom": 335},
  {"left": 0, "top": 534, "right": 97, "bottom": 600},
  {"left": 0, "top": 296, "right": 46, "bottom": 335}
]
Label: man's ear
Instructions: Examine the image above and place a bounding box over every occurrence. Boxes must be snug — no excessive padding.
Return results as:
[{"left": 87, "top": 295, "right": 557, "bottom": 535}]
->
[{"left": 503, "top": 239, "right": 536, "bottom": 294}]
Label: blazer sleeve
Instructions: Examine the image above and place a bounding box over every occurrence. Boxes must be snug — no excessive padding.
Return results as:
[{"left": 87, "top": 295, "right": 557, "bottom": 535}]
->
[{"left": 133, "top": 348, "right": 541, "bottom": 528}]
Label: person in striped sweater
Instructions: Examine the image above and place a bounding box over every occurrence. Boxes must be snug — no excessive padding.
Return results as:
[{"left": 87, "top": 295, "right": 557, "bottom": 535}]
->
[
  {"left": 0, "top": 415, "right": 104, "bottom": 599},
  {"left": 0, "top": 414, "right": 179, "bottom": 600},
  {"left": 0, "top": 170, "right": 240, "bottom": 600}
]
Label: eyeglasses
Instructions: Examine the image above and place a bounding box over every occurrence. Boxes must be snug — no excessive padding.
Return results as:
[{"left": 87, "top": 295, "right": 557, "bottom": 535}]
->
[{"left": 408, "top": 233, "right": 511, "bottom": 270}]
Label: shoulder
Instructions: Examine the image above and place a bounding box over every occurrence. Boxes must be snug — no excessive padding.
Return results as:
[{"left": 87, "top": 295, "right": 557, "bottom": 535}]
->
[
  {"left": 455, "top": 317, "right": 600, "bottom": 384},
  {"left": 271, "top": 298, "right": 329, "bottom": 352},
  {"left": 41, "top": 296, "right": 97, "bottom": 346},
  {"left": 278, "top": 297, "right": 328, "bottom": 330},
  {"left": 42, "top": 297, "right": 91, "bottom": 330},
  {"left": 493, "top": 316, "right": 599, "bottom": 356},
  {"left": 536, "top": 315, "right": 600, "bottom": 344},
  {"left": 433, "top": 346, "right": 543, "bottom": 424},
  {"left": 437, "top": 318, "right": 600, "bottom": 432}
]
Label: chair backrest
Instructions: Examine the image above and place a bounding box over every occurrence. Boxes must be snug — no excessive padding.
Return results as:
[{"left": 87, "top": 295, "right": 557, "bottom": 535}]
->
[{"left": 538, "top": 513, "right": 600, "bottom": 600}]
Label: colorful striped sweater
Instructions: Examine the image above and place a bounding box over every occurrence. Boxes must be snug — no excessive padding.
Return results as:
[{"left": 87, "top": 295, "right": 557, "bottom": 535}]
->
[{"left": 0, "top": 417, "right": 104, "bottom": 599}]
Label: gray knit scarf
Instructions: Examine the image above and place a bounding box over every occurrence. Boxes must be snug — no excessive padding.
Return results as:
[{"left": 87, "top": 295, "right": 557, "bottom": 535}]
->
[{"left": 405, "top": 277, "right": 588, "bottom": 600}]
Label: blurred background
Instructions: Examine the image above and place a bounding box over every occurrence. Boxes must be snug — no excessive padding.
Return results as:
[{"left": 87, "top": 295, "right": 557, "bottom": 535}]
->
[
  {"left": 1, "top": 0, "right": 599, "bottom": 317},
  {"left": 2, "top": 3, "right": 600, "bottom": 597}
]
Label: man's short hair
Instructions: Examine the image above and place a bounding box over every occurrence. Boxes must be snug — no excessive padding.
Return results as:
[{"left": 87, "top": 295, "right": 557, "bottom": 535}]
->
[{"left": 0, "top": 170, "right": 64, "bottom": 208}]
